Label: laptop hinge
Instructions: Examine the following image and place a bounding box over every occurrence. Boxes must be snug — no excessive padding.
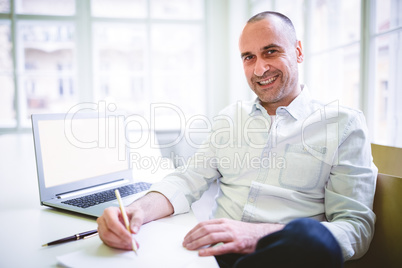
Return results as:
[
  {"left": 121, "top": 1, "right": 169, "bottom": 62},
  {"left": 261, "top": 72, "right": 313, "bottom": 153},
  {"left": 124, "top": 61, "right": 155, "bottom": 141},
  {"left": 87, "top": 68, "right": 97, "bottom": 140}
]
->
[{"left": 56, "top": 179, "right": 127, "bottom": 200}]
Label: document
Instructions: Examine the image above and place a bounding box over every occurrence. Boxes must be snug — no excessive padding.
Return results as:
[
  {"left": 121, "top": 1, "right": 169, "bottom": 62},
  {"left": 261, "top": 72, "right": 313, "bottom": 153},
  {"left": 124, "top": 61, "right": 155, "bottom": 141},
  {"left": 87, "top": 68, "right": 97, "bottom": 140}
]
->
[{"left": 57, "top": 220, "right": 218, "bottom": 268}]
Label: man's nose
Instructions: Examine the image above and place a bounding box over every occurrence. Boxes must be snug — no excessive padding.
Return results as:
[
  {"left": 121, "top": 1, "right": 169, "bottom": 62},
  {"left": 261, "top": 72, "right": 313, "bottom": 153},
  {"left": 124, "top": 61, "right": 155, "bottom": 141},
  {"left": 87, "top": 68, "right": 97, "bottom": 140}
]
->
[{"left": 254, "top": 58, "right": 270, "bottom": 77}]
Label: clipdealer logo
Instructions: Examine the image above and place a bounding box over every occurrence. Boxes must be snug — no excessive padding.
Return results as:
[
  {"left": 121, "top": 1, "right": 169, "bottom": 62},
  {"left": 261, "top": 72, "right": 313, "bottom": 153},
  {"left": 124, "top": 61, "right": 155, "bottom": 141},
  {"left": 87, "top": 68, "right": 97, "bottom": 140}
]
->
[{"left": 63, "top": 100, "right": 340, "bottom": 170}]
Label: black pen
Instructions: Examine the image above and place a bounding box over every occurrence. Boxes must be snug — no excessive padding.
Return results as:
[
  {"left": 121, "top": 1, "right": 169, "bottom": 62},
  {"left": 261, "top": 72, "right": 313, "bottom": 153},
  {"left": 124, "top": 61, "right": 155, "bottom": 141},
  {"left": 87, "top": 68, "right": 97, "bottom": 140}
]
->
[{"left": 42, "top": 229, "right": 98, "bottom": 247}]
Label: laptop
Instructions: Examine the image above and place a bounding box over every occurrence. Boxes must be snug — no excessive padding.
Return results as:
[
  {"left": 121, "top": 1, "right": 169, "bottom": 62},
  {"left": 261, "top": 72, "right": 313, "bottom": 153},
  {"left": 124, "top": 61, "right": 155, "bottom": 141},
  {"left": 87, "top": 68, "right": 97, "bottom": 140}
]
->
[{"left": 31, "top": 112, "right": 152, "bottom": 217}]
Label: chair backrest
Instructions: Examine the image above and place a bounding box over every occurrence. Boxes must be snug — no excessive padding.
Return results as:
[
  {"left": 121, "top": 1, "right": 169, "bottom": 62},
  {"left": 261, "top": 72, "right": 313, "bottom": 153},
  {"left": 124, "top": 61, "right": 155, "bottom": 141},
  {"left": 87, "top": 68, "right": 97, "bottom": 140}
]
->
[
  {"left": 345, "top": 173, "right": 402, "bottom": 267},
  {"left": 371, "top": 143, "right": 402, "bottom": 177}
]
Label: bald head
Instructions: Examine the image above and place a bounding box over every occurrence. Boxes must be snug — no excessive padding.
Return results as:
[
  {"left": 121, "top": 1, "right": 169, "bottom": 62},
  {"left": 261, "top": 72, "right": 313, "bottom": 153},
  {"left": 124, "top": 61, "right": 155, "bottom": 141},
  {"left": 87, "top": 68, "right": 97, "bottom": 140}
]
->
[{"left": 246, "top": 11, "right": 297, "bottom": 46}]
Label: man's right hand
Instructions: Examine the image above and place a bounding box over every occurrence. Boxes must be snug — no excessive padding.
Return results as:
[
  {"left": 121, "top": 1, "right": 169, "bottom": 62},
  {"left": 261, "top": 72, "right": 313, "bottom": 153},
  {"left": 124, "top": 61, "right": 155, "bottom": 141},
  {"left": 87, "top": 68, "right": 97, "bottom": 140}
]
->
[
  {"left": 96, "top": 205, "right": 144, "bottom": 250},
  {"left": 96, "top": 192, "right": 174, "bottom": 250}
]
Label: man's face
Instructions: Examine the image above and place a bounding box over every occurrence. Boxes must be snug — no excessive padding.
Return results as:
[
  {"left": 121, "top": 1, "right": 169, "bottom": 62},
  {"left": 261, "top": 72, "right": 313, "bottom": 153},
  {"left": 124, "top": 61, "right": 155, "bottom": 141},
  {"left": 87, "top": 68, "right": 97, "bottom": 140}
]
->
[{"left": 239, "top": 18, "right": 303, "bottom": 113}]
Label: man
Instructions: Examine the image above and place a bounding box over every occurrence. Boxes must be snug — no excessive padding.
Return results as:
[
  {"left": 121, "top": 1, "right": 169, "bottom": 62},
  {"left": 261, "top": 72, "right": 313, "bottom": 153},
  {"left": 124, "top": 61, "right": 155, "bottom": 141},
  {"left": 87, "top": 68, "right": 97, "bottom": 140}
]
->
[{"left": 97, "top": 11, "right": 377, "bottom": 267}]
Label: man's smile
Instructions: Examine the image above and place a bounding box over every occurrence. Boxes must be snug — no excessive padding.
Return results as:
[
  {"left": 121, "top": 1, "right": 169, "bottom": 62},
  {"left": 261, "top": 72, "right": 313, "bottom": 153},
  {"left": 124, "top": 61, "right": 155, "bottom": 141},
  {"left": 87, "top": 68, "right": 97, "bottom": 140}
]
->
[{"left": 257, "top": 75, "right": 279, "bottom": 86}]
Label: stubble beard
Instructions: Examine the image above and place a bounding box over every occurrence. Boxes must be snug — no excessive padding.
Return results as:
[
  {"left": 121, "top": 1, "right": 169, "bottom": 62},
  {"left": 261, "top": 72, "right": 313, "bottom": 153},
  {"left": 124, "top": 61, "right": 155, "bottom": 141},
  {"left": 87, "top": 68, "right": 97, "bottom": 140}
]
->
[
  {"left": 251, "top": 67, "right": 299, "bottom": 106},
  {"left": 251, "top": 72, "right": 285, "bottom": 105}
]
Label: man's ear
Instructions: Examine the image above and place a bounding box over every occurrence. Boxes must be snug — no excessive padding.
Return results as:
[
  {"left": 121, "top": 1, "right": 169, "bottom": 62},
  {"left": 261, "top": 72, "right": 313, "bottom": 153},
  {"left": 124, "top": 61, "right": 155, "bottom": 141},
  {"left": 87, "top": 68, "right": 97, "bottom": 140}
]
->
[{"left": 296, "top": 40, "right": 304, "bottom": 63}]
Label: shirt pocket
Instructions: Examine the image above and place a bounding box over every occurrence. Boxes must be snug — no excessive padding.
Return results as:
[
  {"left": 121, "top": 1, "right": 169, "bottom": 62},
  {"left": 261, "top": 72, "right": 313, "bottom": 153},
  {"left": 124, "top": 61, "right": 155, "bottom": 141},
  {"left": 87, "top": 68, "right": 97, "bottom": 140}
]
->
[{"left": 279, "top": 143, "right": 326, "bottom": 191}]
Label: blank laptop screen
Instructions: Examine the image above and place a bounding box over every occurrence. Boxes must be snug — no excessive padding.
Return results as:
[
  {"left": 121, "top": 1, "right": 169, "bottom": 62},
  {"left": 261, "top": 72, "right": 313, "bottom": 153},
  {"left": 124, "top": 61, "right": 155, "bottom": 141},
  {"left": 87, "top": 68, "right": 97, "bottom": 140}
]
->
[{"left": 37, "top": 116, "right": 127, "bottom": 188}]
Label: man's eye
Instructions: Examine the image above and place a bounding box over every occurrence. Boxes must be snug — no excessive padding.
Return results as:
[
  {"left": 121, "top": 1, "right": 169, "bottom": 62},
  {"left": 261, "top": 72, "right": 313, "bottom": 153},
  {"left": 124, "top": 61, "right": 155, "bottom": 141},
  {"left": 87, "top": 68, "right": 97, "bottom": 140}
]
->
[
  {"left": 266, "top": 50, "right": 278, "bottom": 55},
  {"left": 243, "top": 55, "right": 254, "bottom": 61}
]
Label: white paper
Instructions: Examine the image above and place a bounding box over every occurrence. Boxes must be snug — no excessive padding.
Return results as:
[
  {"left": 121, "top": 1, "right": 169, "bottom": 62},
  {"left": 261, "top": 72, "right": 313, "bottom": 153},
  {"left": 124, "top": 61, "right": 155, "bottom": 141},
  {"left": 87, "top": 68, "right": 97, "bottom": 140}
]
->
[{"left": 57, "top": 221, "right": 218, "bottom": 268}]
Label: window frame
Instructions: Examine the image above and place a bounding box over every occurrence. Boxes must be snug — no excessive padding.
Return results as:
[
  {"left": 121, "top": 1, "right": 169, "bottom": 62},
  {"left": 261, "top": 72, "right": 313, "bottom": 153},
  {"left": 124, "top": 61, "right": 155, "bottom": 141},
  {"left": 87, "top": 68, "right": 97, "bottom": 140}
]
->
[{"left": 0, "top": 0, "right": 208, "bottom": 133}]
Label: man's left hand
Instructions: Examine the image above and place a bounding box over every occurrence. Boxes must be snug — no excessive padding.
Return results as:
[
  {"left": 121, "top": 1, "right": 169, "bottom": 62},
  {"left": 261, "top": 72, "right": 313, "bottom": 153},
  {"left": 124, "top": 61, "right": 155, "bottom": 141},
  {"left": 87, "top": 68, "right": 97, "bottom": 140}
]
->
[{"left": 182, "top": 218, "right": 284, "bottom": 256}]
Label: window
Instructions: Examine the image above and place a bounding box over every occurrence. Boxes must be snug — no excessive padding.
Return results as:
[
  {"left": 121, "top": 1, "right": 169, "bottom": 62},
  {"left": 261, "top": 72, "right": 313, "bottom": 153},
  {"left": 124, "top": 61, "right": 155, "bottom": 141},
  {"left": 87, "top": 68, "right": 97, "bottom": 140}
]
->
[
  {"left": 92, "top": 23, "right": 147, "bottom": 114},
  {"left": 371, "top": 0, "right": 402, "bottom": 147},
  {"left": 18, "top": 22, "right": 77, "bottom": 121},
  {"left": 250, "top": 0, "right": 402, "bottom": 147},
  {"left": 0, "top": 0, "right": 206, "bottom": 130},
  {"left": 307, "top": 0, "right": 361, "bottom": 109},
  {"left": 16, "top": 0, "right": 75, "bottom": 15},
  {"left": 0, "top": 21, "right": 14, "bottom": 127}
]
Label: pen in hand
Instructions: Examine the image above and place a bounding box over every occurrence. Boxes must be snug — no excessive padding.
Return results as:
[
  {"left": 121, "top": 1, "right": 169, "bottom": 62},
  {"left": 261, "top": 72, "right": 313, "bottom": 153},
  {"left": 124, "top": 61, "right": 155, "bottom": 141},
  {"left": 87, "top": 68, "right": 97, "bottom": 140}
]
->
[
  {"left": 42, "top": 229, "right": 98, "bottom": 247},
  {"left": 115, "top": 189, "right": 138, "bottom": 254}
]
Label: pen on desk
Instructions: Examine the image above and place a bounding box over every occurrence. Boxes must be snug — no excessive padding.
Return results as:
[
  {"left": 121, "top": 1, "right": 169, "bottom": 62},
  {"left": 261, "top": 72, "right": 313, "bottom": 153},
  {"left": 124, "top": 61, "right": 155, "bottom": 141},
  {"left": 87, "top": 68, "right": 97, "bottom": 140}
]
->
[
  {"left": 115, "top": 189, "right": 138, "bottom": 254},
  {"left": 41, "top": 229, "right": 98, "bottom": 247}
]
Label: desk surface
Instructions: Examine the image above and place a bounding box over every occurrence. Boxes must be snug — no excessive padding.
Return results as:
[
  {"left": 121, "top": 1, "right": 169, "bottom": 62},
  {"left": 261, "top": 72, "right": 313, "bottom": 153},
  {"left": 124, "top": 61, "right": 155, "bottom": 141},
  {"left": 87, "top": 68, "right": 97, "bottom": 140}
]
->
[{"left": 0, "top": 133, "right": 218, "bottom": 267}]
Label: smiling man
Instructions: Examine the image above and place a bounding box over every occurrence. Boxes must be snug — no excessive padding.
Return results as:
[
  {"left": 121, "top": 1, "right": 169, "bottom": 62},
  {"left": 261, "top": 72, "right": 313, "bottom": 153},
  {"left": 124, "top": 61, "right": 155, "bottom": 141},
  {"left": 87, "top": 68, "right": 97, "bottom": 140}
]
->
[
  {"left": 97, "top": 12, "right": 377, "bottom": 268},
  {"left": 240, "top": 13, "right": 303, "bottom": 115}
]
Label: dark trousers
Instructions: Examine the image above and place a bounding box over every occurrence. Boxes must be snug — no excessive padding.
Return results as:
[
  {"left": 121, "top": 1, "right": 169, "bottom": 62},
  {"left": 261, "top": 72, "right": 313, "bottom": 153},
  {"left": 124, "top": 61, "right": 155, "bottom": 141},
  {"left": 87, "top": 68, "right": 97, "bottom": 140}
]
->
[{"left": 215, "top": 218, "right": 343, "bottom": 268}]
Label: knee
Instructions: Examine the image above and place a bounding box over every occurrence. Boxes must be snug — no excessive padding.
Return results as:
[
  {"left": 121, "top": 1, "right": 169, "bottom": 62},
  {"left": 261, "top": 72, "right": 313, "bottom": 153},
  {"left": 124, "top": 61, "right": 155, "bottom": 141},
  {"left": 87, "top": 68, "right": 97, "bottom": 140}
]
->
[
  {"left": 285, "top": 218, "right": 326, "bottom": 239},
  {"left": 284, "top": 218, "right": 341, "bottom": 251},
  {"left": 255, "top": 218, "right": 343, "bottom": 267},
  {"left": 285, "top": 218, "right": 337, "bottom": 246}
]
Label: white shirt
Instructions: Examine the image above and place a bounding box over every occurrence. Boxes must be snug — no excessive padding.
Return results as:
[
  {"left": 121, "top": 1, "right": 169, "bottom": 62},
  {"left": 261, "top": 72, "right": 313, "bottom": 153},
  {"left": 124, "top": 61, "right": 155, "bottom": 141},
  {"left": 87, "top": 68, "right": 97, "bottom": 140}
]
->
[{"left": 150, "top": 85, "right": 377, "bottom": 261}]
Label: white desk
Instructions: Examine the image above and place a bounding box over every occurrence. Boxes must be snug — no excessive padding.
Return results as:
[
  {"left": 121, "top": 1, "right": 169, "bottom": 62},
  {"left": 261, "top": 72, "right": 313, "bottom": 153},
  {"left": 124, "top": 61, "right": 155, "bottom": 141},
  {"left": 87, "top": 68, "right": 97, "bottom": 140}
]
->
[{"left": 0, "top": 133, "right": 218, "bottom": 267}]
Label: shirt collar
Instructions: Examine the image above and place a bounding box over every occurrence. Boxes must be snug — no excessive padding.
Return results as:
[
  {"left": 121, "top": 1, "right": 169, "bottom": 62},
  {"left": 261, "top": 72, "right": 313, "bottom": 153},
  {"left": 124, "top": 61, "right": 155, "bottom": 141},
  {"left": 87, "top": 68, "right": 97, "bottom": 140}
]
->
[
  {"left": 250, "top": 84, "right": 312, "bottom": 120},
  {"left": 250, "top": 99, "right": 265, "bottom": 116}
]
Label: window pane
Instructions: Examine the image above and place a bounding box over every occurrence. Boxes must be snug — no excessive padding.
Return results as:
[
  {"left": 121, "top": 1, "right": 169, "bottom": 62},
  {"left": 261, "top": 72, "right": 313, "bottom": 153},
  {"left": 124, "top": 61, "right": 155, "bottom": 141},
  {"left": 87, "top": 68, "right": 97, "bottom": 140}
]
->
[
  {"left": 91, "top": 0, "right": 147, "bottom": 18},
  {"left": 18, "top": 22, "right": 76, "bottom": 123},
  {"left": 373, "top": 32, "right": 402, "bottom": 146},
  {"left": 275, "top": 0, "right": 304, "bottom": 41},
  {"left": 0, "top": 22, "right": 12, "bottom": 71},
  {"left": 0, "top": 0, "right": 10, "bottom": 13},
  {"left": 0, "top": 22, "right": 15, "bottom": 126},
  {"left": 251, "top": 0, "right": 273, "bottom": 15},
  {"left": 150, "top": 0, "right": 204, "bottom": 20},
  {"left": 375, "top": 0, "right": 402, "bottom": 33},
  {"left": 310, "top": 0, "right": 360, "bottom": 51},
  {"left": 309, "top": 44, "right": 360, "bottom": 109},
  {"left": 151, "top": 24, "right": 205, "bottom": 120},
  {"left": 16, "top": 0, "right": 75, "bottom": 16},
  {"left": 0, "top": 75, "right": 15, "bottom": 126},
  {"left": 93, "top": 23, "right": 147, "bottom": 114}
]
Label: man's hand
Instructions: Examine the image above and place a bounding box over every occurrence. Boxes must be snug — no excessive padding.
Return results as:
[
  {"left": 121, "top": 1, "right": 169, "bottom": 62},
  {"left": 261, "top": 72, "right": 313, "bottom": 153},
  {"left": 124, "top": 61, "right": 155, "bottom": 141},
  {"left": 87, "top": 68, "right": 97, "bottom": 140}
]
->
[
  {"left": 182, "top": 218, "right": 284, "bottom": 256},
  {"left": 97, "top": 205, "right": 144, "bottom": 250},
  {"left": 97, "top": 192, "right": 174, "bottom": 250}
]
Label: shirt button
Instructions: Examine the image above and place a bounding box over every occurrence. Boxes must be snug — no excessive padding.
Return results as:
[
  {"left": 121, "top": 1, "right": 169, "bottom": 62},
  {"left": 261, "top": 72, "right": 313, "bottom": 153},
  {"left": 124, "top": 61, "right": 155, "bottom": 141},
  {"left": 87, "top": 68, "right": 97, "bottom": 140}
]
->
[{"left": 248, "top": 197, "right": 255, "bottom": 203}]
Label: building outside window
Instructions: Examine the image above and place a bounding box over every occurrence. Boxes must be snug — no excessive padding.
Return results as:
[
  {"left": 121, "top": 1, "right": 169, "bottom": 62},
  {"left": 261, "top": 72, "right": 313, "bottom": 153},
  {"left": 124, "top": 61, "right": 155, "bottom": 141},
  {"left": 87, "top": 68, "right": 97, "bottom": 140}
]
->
[{"left": 0, "top": 0, "right": 206, "bottom": 130}]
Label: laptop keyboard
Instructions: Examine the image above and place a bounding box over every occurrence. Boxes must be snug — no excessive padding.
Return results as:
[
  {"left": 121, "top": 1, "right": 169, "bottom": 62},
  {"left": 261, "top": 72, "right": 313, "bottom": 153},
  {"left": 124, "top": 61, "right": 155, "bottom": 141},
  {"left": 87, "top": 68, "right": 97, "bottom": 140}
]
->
[{"left": 61, "top": 182, "right": 152, "bottom": 209}]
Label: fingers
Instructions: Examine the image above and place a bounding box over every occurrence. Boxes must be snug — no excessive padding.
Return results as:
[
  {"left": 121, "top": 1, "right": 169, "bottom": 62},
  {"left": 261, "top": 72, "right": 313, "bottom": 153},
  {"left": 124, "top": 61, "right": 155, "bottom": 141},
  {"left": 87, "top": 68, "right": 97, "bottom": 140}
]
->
[
  {"left": 184, "top": 219, "right": 226, "bottom": 242},
  {"left": 183, "top": 218, "right": 258, "bottom": 256},
  {"left": 199, "top": 242, "right": 237, "bottom": 256},
  {"left": 183, "top": 219, "right": 233, "bottom": 250},
  {"left": 97, "top": 207, "right": 135, "bottom": 250},
  {"left": 186, "top": 232, "right": 234, "bottom": 251},
  {"left": 127, "top": 206, "right": 144, "bottom": 234}
]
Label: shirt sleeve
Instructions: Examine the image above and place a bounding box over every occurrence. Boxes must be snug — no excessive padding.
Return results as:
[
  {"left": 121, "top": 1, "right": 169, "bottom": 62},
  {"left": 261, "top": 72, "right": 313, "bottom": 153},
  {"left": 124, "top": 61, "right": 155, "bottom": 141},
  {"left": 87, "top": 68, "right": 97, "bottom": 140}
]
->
[{"left": 321, "top": 111, "right": 377, "bottom": 261}]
